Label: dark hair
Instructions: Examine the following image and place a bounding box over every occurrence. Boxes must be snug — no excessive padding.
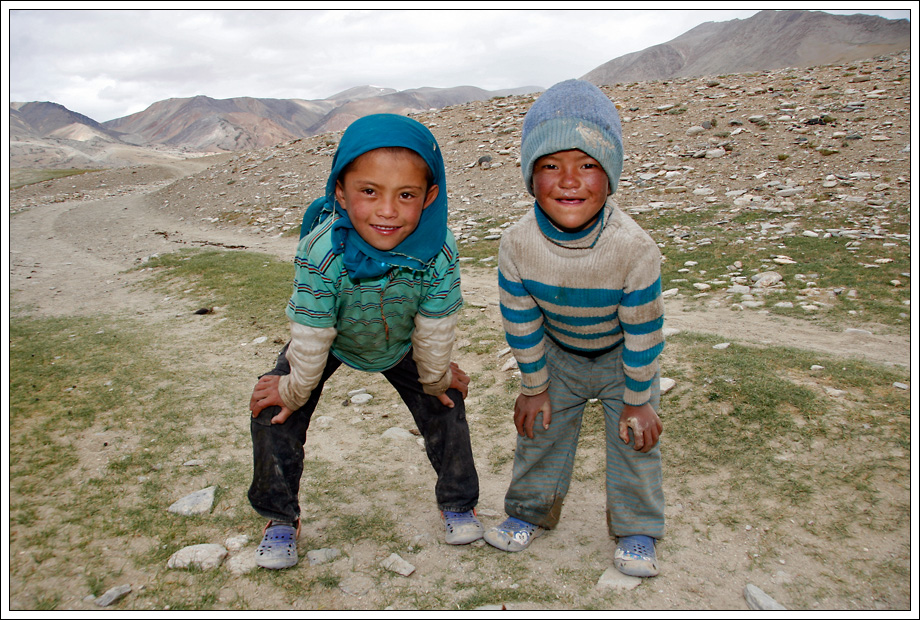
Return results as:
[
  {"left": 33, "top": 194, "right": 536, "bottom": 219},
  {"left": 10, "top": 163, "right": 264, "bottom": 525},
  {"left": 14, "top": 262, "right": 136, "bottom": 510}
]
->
[{"left": 338, "top": 147, "right": 435, "bottom": 189}]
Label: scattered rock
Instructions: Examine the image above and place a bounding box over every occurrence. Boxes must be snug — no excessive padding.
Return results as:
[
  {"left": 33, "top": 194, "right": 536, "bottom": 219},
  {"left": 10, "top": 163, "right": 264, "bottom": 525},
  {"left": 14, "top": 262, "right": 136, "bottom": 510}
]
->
[
  {"left": 224, "top": 534, "right": 250, "bottom": 552},
  {"left": 744, "top": 583, "right": 786, "bottom": 610},
  {"left": 660, "top": 377, "right": 676, "bottom": 394},
  {"left": 596, "top": 566, "right": 641, "bottom": 591},
  {"left": 752, "top": 271, "right": 783, "bottom": 288},
  {"left": 351, "top": 392, "right": 373, "bottom": 405},
  {"left": 381, "top": 552, "right": 416, "bottom": 577},
  {"left": 95, "top": 584, "right": 132, "bottom": 607},
  {"left": 713, "top": 342, "right": 731, "bottom": 350},
  {"left": 168, "top": 486, "right": 217, "bottom": 516},
  {"left": 224, "top": 551, "right": 258, "bottom": 576},
  {"left": 382, "top": 427, "right": 416, "bottom": 441},
  {"left": 167, "top": 543, "right": 228, "bottom": 570}
]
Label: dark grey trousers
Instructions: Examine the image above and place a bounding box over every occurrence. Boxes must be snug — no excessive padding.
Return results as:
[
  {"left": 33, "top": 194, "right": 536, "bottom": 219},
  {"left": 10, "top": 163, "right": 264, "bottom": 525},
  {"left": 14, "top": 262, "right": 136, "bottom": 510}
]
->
[{"left": 248, "top": 344, "right": 479, "bottom": 522}]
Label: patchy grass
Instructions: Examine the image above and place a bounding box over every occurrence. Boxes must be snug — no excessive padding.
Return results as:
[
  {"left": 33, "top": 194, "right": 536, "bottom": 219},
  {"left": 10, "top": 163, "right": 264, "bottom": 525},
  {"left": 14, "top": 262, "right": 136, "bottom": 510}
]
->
[
  {"left": 139, "top": 249, "right": 294, "bottom": 333},
  {"left": 10, "top": 168, "right": 104, "bottom": 189},
  {"left": 631, "top": 196, "right": 910, "bottom": 331},
  {"left": 9, "top": 249, "right": 911, "bottom": 610}
]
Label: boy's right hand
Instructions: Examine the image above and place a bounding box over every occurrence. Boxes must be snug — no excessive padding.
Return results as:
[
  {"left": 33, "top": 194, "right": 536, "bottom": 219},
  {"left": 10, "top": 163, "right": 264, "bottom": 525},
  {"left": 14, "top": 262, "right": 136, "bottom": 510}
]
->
[
  {"left": 514, "top": 391, "right": 552, "bottom": 439},
  {"left": 249, "top": 375, "right": 294, "bottom": 424}
]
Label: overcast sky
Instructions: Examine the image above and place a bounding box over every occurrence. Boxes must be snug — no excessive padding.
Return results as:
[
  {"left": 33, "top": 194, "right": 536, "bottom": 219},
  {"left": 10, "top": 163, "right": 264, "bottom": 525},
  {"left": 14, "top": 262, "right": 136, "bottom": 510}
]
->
[{"left": 7, "top": 6, "right": 913, "bottom": 123}]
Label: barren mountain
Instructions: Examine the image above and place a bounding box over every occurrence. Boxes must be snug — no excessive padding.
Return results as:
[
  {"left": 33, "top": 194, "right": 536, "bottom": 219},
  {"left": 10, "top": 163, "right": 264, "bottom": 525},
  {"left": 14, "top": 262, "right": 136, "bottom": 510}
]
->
[
  {"left": 10, "top": 101, "right": 125, "bottom": 141},
  {"left": 583, "top": 10, "right": 910, "bottom": 85},
  {"left": 8, "top": 9, "right": 909, "bottom": 169}
]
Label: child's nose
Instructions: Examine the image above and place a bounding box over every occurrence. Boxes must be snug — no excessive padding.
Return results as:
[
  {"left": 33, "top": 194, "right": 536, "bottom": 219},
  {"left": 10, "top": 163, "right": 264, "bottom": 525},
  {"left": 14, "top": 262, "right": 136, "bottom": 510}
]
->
[
  {"left": 378, "top": 196, "right": 398, "bottom": 217},
  {"left": 559, "top": 167, "right": 579, "bottom": 187}
]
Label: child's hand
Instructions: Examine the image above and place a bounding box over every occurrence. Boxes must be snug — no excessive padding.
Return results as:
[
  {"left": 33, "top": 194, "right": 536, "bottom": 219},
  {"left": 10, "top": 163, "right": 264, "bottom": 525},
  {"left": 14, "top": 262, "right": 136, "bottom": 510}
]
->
[
  {"left": 618, "top": 403, "right": 662, "bottom": 452},
  {"left": 514, "top": 391, "right": 552, "bottom": 439},
  {"left": 249, "top": 375, "right": 294, "bottom": 424},
  {"left": 436, "top": 362, "right": 470, "bottom": 408}
]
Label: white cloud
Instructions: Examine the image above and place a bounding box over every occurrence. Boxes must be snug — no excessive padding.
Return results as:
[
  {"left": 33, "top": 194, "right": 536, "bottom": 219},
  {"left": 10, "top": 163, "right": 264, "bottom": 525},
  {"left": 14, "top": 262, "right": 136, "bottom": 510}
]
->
[{"left": 7, "top": 7, "right": 911, "bottom": 122}]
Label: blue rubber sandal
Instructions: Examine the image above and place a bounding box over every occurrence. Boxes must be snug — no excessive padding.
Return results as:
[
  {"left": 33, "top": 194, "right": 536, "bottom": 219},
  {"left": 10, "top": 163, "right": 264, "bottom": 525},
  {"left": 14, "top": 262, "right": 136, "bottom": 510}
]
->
[
  {"left": 255, "top": 520, "right": 299, "bottom": 569},
  {"left": 614, "top": 535, "right": 659, "bottom": 577},
  {"left": 483, "top": 516, "right": 543, "bottom": 552},
  {"left": 442, "top": 510, "right": 484, "bottom": 545}
]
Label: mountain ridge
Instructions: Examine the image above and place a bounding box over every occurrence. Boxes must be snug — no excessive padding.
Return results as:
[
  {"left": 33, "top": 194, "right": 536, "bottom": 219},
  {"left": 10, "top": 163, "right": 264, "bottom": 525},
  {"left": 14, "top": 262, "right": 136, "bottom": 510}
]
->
[{"left": 10, "top": 9, "right": 910, "bottom": 167}]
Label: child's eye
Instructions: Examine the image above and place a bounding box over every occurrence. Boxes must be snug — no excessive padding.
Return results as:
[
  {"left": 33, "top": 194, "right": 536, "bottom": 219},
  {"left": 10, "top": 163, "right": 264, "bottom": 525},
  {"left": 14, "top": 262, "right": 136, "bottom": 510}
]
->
[{"left": 400, "top": 192, "right": 417, "bottom": 200}]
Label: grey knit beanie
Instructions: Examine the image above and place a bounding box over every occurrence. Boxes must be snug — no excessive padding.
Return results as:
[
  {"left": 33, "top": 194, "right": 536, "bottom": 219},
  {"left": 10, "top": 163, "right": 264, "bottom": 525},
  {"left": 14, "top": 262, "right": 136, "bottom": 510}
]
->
[{"left": 521, "top": 79, "right": 623, "bottom": 196}]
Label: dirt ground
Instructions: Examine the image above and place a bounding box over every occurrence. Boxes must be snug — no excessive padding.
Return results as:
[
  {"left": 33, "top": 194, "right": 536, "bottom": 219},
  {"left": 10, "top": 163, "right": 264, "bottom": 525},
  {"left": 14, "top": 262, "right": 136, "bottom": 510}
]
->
[{"left": 8, "top": 153, "right": 912, "bottom": 612}]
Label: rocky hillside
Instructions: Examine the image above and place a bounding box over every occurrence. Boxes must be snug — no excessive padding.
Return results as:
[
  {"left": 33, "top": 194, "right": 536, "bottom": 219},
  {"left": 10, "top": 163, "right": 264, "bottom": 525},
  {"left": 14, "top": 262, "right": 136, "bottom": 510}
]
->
[
  {"left": 9, "top": 10, "right": 908, "bottom": 167},
  {"left": 583, "top": 9, "right": 910, "bottom": 85},
  {"left": 138, "top": 51, "right": 909, "bottom": 245}
]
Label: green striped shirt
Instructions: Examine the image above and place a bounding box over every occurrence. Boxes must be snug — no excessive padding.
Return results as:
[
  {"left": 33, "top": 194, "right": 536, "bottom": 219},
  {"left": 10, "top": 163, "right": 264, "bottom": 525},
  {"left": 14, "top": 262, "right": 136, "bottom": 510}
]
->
[{"left": 286, "top": 216, "right": 463, "bottom": 372}]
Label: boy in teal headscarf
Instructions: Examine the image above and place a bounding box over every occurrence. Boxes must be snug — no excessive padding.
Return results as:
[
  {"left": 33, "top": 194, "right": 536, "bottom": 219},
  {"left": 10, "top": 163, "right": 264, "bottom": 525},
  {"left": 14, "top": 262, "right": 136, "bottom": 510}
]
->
[{"left": 248, "top": 114, "right": 482, "bottom": 569}]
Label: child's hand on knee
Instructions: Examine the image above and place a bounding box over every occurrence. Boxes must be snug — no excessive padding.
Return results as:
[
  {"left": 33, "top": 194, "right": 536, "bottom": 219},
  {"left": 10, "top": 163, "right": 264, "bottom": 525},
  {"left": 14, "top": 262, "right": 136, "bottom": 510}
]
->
[
  {"left": 436, "top": 362, "right": 470, "bottom": 408},
  {"left": 514, "top": 391, "right": 553, "bottom": 439},
  {"left": 250, "top": 375, "right": 294, "bottom": 424},
  {"left": 618, "top": 403, "right": 662, "bottom": 452}
]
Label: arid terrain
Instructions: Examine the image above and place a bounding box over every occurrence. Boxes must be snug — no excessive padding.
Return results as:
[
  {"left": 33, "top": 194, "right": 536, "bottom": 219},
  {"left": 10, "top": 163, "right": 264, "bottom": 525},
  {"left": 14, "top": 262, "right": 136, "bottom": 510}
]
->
[{"left": 8, "top": 52, "right": 912, "bottom": 611}]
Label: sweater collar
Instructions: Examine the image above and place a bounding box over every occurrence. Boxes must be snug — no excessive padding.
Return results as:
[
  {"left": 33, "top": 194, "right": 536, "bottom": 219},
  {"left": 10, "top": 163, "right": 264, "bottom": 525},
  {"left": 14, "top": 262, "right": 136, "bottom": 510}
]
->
[{"left": 534, "top": 201, "right": 610, "bottom": 249}]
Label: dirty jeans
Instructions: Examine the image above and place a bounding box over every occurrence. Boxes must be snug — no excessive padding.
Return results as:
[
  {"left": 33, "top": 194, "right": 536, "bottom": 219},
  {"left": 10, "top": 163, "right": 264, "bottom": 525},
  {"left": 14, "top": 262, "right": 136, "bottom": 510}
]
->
[
  {"left": 504, "top": 338, "right": 665, "bottom": 539},
  {"left": 248, "top": 344, "right": 479, "bottom": 523}
]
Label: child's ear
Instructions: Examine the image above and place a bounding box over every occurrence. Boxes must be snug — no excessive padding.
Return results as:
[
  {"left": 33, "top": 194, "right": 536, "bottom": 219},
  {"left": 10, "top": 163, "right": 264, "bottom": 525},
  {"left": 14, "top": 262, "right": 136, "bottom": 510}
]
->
[
  {"left": 423, "top": 184, "right": 439, "bottom": 209},
  {"left": 334, "top": 180, "right": 347, "bottom": 209}
]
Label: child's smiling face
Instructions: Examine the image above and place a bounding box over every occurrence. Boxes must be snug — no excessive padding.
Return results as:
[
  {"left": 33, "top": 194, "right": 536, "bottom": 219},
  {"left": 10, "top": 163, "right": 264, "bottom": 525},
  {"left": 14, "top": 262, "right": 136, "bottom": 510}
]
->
[
  {"left": 532, "top": 149, "right": 609, "bottom": 233},
  {"left": 335, "top": 148, "right": 438, "bottom": 251}
]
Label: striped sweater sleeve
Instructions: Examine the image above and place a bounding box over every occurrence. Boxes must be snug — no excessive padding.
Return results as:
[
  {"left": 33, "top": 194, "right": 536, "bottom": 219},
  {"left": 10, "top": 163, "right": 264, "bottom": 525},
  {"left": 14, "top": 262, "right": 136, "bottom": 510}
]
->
[
  {"left": 498, "top": 240, "right": 549, "bottom": 395},
  {"left": 618, "top": 236, "right": 665, "bottom": 406}
]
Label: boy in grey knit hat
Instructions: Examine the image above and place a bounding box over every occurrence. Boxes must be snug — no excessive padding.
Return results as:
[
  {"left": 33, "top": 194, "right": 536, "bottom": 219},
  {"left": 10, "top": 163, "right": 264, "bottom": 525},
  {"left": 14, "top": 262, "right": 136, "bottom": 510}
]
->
[{"left": 484, "top": 79, "right": 666, "bottom": 578}]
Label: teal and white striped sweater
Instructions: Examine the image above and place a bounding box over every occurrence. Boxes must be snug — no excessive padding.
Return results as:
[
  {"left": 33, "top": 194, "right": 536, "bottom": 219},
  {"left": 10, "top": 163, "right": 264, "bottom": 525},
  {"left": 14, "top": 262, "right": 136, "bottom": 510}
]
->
[{"left": 498, "top": 201, "right": 665, "bottom": 406}]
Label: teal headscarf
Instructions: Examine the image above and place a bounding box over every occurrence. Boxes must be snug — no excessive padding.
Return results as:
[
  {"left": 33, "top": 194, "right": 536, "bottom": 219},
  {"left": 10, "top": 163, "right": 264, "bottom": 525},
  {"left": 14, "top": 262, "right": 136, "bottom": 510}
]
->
[{"left": 300, "top": 114, "right": 448, "bottom": 279}]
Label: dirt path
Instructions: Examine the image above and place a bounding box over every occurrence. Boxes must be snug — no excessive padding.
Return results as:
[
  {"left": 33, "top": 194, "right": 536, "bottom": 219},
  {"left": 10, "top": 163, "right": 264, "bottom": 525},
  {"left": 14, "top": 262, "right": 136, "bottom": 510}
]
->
[{"left": 10, "top": 162, "right": 908, "bottom": 370}]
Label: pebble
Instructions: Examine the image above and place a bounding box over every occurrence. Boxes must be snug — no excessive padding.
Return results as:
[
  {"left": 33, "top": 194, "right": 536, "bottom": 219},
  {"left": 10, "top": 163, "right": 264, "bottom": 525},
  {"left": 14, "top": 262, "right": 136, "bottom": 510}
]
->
[
  {"left": 595, "top": 566, "right": 641, "bottom": 591},
  {"left": 224, "top": 534, "right": 250, "bottom": 552},
  {"left": 744, "top": 583, "right": 786, "bottom": 610},
  {"left": 381, "top": 553, "right": 416, "bottom": 577},
  {"left": 660, "top": 377, "right": 676, "bottom": 394},
  {"left": 225, "top": 551, "right": 257, "bottom": 576},
  {"left": 95, "top": 584, "right": 132, "bottom": 607},
  {"left": 713, "top": 342, "right": 731, "bottom": 350},
  {"left": 892, "top": 382, "right": 908, "bottom": 390},
  {"left": 167, "top": 486, "right": 217, "bottom": 516},
  {"left": 382, "top": 427, "right": 416, "bottom": 441},
  {"left": 351, "top": 392, "right": 373, "bottom": 405},
  {"left": 752, "top": 271, "right": 783, "bottom": 288},
  {"left": 167, "top": 543, "right": 228, "bottom": 570}
]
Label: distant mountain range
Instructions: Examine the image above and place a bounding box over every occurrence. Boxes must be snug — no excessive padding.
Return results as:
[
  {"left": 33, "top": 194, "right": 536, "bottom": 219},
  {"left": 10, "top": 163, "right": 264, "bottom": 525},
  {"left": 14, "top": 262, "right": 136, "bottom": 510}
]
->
[
  {"left": 9, "top": 9, "right": 910, "bottom": 164},
  {"left": 581, "top": 9, "right": 910, "bottom": 85}
]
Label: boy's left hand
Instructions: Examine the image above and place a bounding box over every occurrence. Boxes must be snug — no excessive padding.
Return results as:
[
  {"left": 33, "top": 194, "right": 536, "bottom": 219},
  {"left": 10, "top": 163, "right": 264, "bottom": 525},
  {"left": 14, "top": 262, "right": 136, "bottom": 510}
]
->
[
  {"left": 250, "top": 375, "right": 294, "bottom": 424},
  {"left": 618, "top": 403, "right": 662, "bottom": 452},
  {"left": 436, "top": 362, "right": 470, "bottom": 408}
]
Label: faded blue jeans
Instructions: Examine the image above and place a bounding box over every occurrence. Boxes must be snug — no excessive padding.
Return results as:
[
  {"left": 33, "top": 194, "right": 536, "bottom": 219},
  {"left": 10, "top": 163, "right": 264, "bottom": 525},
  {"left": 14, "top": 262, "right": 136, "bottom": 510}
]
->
[{"left": 248, "top": 344, "right": 480, "bottom": 523}]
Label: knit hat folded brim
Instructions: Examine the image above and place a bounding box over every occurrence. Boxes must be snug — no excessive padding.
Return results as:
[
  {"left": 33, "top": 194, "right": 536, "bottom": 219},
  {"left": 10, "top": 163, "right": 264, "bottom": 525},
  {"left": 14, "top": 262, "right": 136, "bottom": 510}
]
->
[{"left": 521, "top": 79, "right": 624, "bottom": 196}]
